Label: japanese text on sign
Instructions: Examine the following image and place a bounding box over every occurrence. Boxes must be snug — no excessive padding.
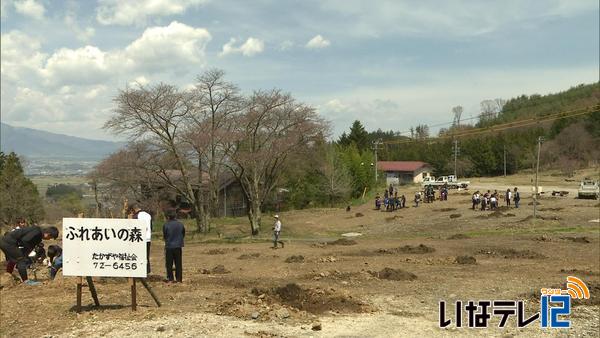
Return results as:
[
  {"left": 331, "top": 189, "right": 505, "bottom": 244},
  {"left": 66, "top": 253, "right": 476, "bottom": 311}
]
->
[{"left": 62, "top": 218, "right": 147, "bottom": 278}]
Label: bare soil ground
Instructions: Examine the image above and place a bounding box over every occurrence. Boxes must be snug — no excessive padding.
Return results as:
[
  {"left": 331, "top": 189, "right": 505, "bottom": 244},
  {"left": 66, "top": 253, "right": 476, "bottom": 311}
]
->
[{"left": 1, "top": 171, "right": 599, "bottom": 337}]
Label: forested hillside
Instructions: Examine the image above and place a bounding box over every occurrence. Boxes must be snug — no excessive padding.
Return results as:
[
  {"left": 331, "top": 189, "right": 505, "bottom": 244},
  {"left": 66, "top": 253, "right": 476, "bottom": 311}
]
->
[{"left": 352, "top": 83, "right": 599, "bottom": 178}]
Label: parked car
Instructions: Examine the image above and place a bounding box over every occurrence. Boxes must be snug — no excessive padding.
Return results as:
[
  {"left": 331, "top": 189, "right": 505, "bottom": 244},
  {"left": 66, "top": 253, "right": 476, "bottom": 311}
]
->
[
  {"left": 421, "top": 175, "right": 469, "bottom": 189},
  {"left": 577, "top": 178, "right": 599, "bottom": 199}
]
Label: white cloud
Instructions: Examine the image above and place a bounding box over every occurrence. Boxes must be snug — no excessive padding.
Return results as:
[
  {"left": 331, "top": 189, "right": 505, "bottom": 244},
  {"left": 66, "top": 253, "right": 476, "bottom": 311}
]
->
[
  {"left": 124, "top": 21, "right": 211, "bottom": 71},
  {"left": 129, "top": 76, "right": 150, "bottom": 87},
  {"left": 305, "top": 34, "right": 330, "bottom": 49},
  {"left": 13, "top": 0, "right": 44, "bottom": 20},
  {"left": 279, "top": 40, "right": 294, "bottom": 51},
  {"left": 64, "top": 12, "right": 96, "bottom": 42},
  {"left": 1, "top": 22, "right": 213, "bottom": 139},
  {"left": 96, "top": 0, "right": 208, "bottom": 26},
  {"left": 42, "top": 46, "right": 112, "bottom": 86},
  {"left": 0, "top": 31, "right": 47, "bottom": 81},
  {"left": 219, "top": 37, "right": 265, "bottom": 57}
]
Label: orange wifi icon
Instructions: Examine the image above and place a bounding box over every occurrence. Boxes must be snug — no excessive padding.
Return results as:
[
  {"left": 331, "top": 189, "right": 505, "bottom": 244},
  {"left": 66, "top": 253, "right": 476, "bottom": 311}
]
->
[{"left": 566, "top": 276, "right": 590, "bottom": 300}]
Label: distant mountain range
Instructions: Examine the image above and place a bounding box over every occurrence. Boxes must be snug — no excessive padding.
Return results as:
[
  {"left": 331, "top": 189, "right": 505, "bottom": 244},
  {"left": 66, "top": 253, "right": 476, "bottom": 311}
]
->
[{"left": 1, "top": 122, "right": 124, "bottom": 160}]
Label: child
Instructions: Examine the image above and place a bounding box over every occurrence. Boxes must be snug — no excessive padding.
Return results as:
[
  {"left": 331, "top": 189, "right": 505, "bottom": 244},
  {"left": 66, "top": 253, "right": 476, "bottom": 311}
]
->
[
  {"left": 513, "top": 187, "right": 520, "bottom": 208},
  {"left": 47, "top": 245, "right": 63, "bottom": 280},
  {"left": 505, "top": 189, "right": 512, "bottom": 207},
  {"left": 472, "top": 191, "right": 480, "bottom": 210}
]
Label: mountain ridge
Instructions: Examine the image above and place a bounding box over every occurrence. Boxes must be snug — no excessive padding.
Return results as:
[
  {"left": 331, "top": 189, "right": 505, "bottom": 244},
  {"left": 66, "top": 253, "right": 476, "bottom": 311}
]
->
[{"left": 0, "top": 122, "right": 124, "bottom": 160}]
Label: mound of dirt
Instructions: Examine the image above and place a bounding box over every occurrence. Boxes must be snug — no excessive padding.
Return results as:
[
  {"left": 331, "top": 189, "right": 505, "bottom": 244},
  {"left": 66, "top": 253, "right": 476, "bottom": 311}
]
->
[
  {"left": 455, "top": 256, "right": 477, "bottom": 265},
  {"left": 271, "top": 283, "right": 368, "bottom": 314},
  {"left": 369, "top": 268, "right": 417, "bottom": 281},
  {"left": 285, "top": 255, "right": 305, "bottom": 263},
  {"left": 238, "top": 253, "right": 261, "bottom": 260},
  {"left": 355, "top": 212, "right": 364, "bottom": 217},
  {"left": 447, "top": 233, "right": 470, "bottom": 240},
  {"left": 449, "top": 214, "right": 462, "bottom": 219},
  {"left": 531, "top": 234, "right": 551, "bottom": 242},
  {"left": 385, "top": 215, "right": 402, "bottom": 222},
  {"left": 477, "top": 248, "right": 546, "bottom": 259},
  {"left": 539, "top": 207, "right": 564, "bottom": 212},
  {"left": 204, "top": 248, "right": 239, "bottom": 255},
  {"left": 519, "top": 214, "right": 560, "bottom": 222},
  {"left": 489, "top": 210, "right": 505, "bottom": 218},
  {"left": 327, "top": 238, "right": 358, "bottom": 246},
  {"left": 563, "top": 237, "right": 590, "bottom": 243},
  {"left": 528, "top": 201, "right": 542, "bottom": 206},
  {"left": 559, "top": 268, "right": 599, "bottom": 276},
  {"left": 377, "top": 244, "right": 435, "bottom": 255},
  {"left": 202, "top": 265, "right": 231, "bottom": 274},
  {"left": 434, "top": 208, "right": 457, "bottom": 212}
]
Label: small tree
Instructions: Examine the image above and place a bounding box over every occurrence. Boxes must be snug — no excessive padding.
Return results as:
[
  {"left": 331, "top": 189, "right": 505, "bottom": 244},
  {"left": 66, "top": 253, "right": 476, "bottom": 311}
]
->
[
  {"left": 0, "top": 152, "right": 44, "bottom": 227},
  {"left": 320, "top": 144, "right": 352, "bottom": 206}
]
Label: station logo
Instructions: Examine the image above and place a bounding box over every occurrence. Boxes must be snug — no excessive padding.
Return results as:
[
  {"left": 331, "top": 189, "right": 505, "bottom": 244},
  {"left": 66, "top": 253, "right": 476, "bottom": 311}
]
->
[{"left": 439, "top": 276, "right": 590, "bottom": 329}]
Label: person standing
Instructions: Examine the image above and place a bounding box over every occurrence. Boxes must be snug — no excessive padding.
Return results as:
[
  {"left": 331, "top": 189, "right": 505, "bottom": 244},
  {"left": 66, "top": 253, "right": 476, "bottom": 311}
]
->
[
  {"left": 163, "top": 210, "right": 185, "bottom": 283},
  {"left": 0, "top": 225, "right": 59, "bottom": 285},
  {"left": 272, "top": 215, "right": 284, "bottom": 249},
  {"left": 131, "top": 205, "right": 152, "bottom": 274},
  {"left": 505, "top": 189, "right": 512, "bottom": 207},
  {"left": 513, "top": 187, "right": 520, "bottom": 208}
]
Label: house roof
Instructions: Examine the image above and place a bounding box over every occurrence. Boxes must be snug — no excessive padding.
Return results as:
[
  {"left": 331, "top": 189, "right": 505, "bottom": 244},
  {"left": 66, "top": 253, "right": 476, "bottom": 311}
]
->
[{"left": 377, "top": 161, "right": 432, "bottom": 172}]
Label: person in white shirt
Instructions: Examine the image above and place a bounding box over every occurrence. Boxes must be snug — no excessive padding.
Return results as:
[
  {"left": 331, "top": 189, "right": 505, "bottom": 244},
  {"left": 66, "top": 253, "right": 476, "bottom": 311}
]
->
[
  {"left": 272, "top": 215, "right": 284, "bottom": 249},
  {"left": 130, "top": 205, "right": 152, "bottom": 274},
  {"left": 505, "top": 189, "right": 512, "bottom": 207}
]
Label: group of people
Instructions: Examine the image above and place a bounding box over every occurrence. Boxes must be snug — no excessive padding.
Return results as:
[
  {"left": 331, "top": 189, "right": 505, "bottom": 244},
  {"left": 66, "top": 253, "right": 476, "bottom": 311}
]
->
[
  {"left": 0, "top": 218, "right": 60, "bottom": 285},
  {"left": 1, "top": 205, "right": 189, "bottom": 285},
  {"left": 421, "top": 184, "right": 450, "bottom": 204},
  {"left": 2, "top": 206, "right": 289, "bottom": 285},
  {"left": 127, "top": 205, "right": 186, "bottom": 284},
  {"left": 375, "top": 184, "right": 407, "bottom": 211},
  {"left": 471, "top": 187, "right": 520, "bottom": 210}
]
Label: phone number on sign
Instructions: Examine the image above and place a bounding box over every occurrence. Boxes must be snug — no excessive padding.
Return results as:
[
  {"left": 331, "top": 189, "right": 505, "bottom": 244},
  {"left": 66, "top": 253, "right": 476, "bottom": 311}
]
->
[{"left": 93, "top": 262, "right": 138, "bottom": 270}]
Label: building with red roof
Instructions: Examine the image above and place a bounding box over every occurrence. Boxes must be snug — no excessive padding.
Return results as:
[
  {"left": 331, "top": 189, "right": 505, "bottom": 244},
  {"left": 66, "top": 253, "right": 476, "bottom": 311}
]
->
[{"left": 377, "top": 161, "right": 433, "bottom": 185}]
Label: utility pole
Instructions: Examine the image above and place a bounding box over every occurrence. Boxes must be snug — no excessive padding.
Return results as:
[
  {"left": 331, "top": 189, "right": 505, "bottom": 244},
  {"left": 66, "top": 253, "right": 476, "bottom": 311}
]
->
[
  {"left": 533, "top": 136, "right": 543, "bottom": 219},
  {"left": 503, "top": 144, "right": 507, "bottom": 177},
  {"left": 372, "top": 139, "right": 382, "bottom": 183},
  {"left": 453, "top": 139, "right": 459, "bottom": 178}
]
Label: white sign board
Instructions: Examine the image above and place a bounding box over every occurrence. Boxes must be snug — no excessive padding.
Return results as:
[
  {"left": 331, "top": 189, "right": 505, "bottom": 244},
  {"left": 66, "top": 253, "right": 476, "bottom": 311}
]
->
[{"left": 62, "top": 218, "right": 147, "bottom": 278}]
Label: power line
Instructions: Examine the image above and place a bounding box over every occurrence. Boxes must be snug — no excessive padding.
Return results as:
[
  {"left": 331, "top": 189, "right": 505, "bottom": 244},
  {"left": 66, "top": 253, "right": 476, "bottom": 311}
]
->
[{"left": 381, "top": 105, "right": 598, "bottom": 146}]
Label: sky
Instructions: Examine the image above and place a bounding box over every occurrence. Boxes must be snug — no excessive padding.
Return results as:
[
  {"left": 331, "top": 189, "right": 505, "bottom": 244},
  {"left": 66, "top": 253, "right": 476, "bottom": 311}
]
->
[{"left": 1, "top": 0, "right": 598, "bottom": 140}]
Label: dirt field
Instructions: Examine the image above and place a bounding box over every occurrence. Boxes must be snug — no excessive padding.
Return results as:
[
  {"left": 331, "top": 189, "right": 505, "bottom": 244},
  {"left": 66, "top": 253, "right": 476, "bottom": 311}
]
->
[{"left": 1, "top": 171, "right": 599, "bottom": 337}]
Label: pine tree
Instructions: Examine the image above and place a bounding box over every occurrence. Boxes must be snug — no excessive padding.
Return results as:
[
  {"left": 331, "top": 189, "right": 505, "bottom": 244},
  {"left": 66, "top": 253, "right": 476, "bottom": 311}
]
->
[{"left": 0, "top": 152, "right": 45, "bottom": 227}]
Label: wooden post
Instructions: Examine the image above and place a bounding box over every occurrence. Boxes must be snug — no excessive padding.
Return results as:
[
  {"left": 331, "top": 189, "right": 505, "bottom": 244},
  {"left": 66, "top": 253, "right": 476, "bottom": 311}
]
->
[
  {"left": 129, "top": 277, "right": 137, "bottom": 311},
  {"left": 76, "top": 276, "right": 83, "bottom": 312},
  {"left": 139, "top": 278, "right": 161, "bottom": 307},
  {"left": 86, "top": 276, "right": 100, "bottom": 307}
]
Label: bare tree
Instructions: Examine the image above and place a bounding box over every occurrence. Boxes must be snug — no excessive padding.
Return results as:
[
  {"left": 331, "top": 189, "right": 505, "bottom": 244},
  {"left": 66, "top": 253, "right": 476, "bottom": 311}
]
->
[
  {"left": 494, "top": 98, "right": 507, "bottom": 114},
  {"left": 415, "top": 124, "right": 430, "bottom": 140},
  {"left": 189, "top": 69, "right": 243, "bottom": 218},
  {"left": 227, "top": 90, "right": 329, "bottom": 235},
  {"left": 479, "top": 98, "right": 506, "bottom": 123},
  {"left": 103, "top": 83, "right": 208, "bottom": 231},
  {"left": 452, "top": 105, "right": 463, "bottom": 127}
]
